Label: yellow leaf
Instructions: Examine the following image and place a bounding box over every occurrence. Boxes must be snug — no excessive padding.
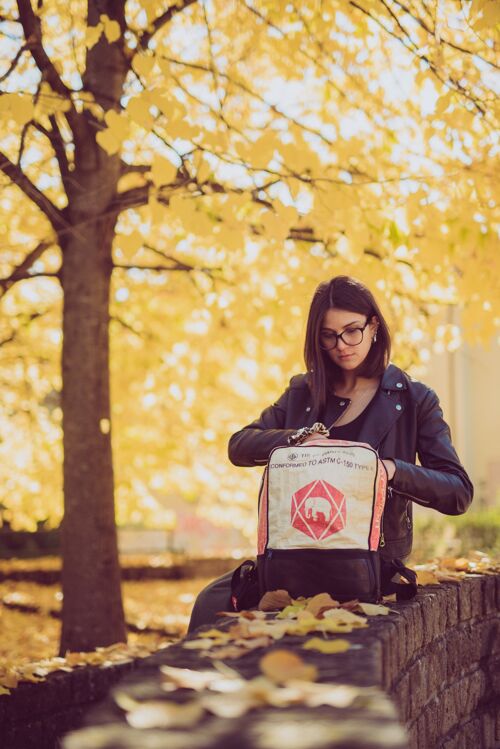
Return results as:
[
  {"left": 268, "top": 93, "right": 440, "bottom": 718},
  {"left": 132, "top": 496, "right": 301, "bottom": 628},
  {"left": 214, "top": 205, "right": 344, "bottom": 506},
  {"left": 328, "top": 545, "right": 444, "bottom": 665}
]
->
[
  {"left": 119, "top": 231, "right": 143, "bottom": 255},
  {"left": 96, "top": 128, "right": 121, "bottom": 155},
  {"left": 258, "top": 590, "right": 292, "bottom": 612},
  {"left": 182, "top": 638, "right": 217, "bottom": 650},
  {"left": 126, "top": 700, "right": 204, "bottom": 729},
  {"left": 303, "top": 637, "right": 351, "bottom": 654},
  {"left": 304, "top": 593, "right": 339, "bottom": 618},
  {"left": 198, "top": 628, "right": 231, "bottom": 641},
  {"left": 276, "top": 602, "right": 307, "bottom": 619},
  {"left": 321, "top": 608, "right": 367, "bottom": 626},
  {"left": 133, "top": 54, "right": 156, "bottom": 78},
  {"left": 150, "top": 155, "right": 177, "bottom": 187},
  {"left": 0, "top": 93, "right": 35, "bottom": 127},
  {"left": 259, "top": 649, "right": 317, "bottom": 684},
  {"left": 471, "top": 0, "right": 500, "bottom": 30},
  {"left": 416, "top": 570, "right": 440, "bottom": 586},
  {"left": 85, "top": 24, "right": 103, "bottom": 49},
  {"left": 148, "top": 195, "right": 166, "bottom": 225},
  {"left": 127, "top": 95, "right": 155, "bottom": 130},
  {"left": 0, "top": 672, "right": 19, "bottom": 689},
  {"left": 104, "top": 109, "right": 130, "bottom": 140},
  {"left": 435, "top": 92, "right": 453, "bottom": 116},
  {"left": 100, "top": 14, "right": 121, "bottom": 43},
  {"left": 357, "top": 602, "right": 391, "bottom": 616}
]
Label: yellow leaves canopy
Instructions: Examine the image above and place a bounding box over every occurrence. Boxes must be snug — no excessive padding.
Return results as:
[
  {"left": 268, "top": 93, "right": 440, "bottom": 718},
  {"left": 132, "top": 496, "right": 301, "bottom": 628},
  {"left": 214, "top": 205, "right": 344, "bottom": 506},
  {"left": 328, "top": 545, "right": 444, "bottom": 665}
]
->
[{"left": 0, "top": 0, "right": 499, "bottom": 529}]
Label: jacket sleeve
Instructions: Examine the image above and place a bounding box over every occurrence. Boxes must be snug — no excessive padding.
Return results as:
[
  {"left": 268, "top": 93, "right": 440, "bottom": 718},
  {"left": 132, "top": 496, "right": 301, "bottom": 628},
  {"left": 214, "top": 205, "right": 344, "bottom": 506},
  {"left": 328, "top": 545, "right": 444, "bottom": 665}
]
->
[
  {"left": 228, "top": 380, "right": 299, "bottom": 467},
  {"left": 392, "top": 388, "right": 473, "bottom": 515}
]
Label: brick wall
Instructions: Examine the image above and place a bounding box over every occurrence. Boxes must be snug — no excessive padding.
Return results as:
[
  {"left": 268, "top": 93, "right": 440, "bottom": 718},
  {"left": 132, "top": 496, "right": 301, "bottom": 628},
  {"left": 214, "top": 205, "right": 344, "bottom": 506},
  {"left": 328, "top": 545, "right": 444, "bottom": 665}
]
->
[
  {"left": 1, "top": 574, "right": 499, "bottom": 749},
  {"left": 386, "top": 576, "right": 500, "bottom": 748}
]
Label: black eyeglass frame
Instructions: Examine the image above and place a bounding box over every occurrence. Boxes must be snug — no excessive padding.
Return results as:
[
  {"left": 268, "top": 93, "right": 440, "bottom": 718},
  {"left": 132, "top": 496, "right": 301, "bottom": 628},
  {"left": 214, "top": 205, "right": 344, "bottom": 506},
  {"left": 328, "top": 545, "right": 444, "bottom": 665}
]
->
[{"left": 319, "top": 319, "right": 370, "bottom": 351}]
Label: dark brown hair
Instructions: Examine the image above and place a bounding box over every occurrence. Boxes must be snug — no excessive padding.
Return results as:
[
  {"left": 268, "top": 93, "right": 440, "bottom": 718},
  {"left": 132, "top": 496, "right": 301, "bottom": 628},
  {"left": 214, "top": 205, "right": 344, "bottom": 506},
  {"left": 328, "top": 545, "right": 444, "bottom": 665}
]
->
[{"left": 304, "top": 276, "right": 391, "bottom": 412}]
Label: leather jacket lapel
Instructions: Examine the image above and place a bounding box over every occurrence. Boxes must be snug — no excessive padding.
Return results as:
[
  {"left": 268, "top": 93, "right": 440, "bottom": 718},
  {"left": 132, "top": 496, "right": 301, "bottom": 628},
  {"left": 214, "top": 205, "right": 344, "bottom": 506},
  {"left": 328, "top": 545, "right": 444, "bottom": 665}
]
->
[{"left": 359, "top": 364, "right": 407, "bottom": 448}]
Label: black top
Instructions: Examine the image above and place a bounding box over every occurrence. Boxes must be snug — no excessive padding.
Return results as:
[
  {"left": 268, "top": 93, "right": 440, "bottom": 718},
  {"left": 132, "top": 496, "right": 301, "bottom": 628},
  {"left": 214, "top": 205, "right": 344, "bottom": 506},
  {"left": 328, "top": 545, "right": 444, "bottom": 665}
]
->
[{"left": 322, "top": 394, "right": 376, "bottom": 441}]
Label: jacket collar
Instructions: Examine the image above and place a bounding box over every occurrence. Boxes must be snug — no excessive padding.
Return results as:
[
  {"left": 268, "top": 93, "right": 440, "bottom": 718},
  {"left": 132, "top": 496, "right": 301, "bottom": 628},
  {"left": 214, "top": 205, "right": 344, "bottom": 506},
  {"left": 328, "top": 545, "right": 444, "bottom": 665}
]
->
[
  {"left": 306, "top": 363, "right": 407, "bottom": 449},
  {"left": 380, "top": 363, "right": 408, "bottom": 392}
]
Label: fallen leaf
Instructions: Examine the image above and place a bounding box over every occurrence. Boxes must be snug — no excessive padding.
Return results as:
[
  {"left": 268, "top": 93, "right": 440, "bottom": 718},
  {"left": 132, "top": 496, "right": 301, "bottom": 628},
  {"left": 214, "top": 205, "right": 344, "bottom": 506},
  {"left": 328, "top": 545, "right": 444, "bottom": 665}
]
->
[
  {"left": 416, "top": 570, "right": 440, "bottom": 585},
  {"left": 258, "top": 590, "right": 292, "bottom": 611},
  {"left": 259, "top": 649, "right": 317, "bottom": 684},
  {"left": 160, "top": 666, "right": 221, "bottom": 692},
  {"left": 321, "top": 608, "right": 367, "bottom": 626},
  {"left": 305, "top": 593, "right": 339, "bottom": 617},
  {"left": 114, "top": 690, "right": 140, "bottom": 712},
  {"left": 382, "top": 594, "right": 397, "bottom": 603},
  {"left": 357, "top": 603, "right": 391, "bottom": 616},
  {"left": 182, "top": 638, "right": 217, "bottom": 650},
  {"left": 276, "top": 602, "right": 307, "bottom": 619},
  {"left": 200, "top": 691, "right": 258, "bottom": 717},
  {"left": 204, "top": 645, "right": 250, "bottom": 659},
  {"left": 233, "top": 636, "right": 273, "bottom": 650},
  {"left": 199, "top": 628, "right": 232, "bottom": 641},
  {"left": 303, "top": 637, "right": 351, "bottom": 654},
  {"left": 0, "top": 672, "right": 19, "bottom": 689},
  {"left": 126, "top": 700, "right": 204, "bottom": 729}
]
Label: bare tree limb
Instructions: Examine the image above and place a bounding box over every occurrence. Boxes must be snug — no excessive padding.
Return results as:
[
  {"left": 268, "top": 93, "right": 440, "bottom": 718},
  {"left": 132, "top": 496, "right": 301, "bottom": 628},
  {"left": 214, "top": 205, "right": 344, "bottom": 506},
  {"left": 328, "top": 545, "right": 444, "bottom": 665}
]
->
[
  {"left": 110, "top": 315, "right": 152, "bottom": 339},
  {"left": 389, "top": 0, "right": 499, "bottom": 71},
  {"left": 0, "top": 150, "right": 67, "bottom": 231},
  {"left": 0, "top": 311, "right": 49, "bottom": 348},
  {"left": 137, "top": 0, "right": 199, "bottom": 50},
  {"left": 0, "top": 240, "right": 59, "bottom": 298},
  {"left": 16, "top": 0, "right": 87, "bottom": 144},
  {"left": 0, "top": 41, "right": 27, "bottom": 83},
  {"left": 113, "top": 262, "right": 216, "bottom": 274}
]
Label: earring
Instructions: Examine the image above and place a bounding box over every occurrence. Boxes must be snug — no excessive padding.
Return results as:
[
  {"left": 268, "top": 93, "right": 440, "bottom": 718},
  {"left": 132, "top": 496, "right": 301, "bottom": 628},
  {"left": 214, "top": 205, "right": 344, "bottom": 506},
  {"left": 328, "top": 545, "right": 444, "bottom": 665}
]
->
[{"left": 373, "top": 333, "right": 377, "bottom": 343}]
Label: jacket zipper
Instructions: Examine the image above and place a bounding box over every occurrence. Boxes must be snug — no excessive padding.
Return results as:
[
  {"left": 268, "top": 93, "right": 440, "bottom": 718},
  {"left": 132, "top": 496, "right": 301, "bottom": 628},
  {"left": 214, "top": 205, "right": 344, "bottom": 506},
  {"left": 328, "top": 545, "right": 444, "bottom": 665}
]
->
[{"left": 400, "top": 490, "right": 430, "bottom": 506}]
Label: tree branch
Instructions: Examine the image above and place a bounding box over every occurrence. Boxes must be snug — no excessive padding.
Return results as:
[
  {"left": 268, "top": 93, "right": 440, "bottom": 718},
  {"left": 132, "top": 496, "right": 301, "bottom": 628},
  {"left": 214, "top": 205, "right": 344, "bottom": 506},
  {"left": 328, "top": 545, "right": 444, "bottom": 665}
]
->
[
  {"left": 110, "top": 315, "right": 152, "bottom": 339},
  {"left": 0, "top": 41, "right": 27, "bottom": 83},
  {"left": 137, "top": 0, "right": 199, "bottom": 50},
  {"left": 390, "top": 0, "right": 499, "bottom": 71},
  {"left": 0, "top": 311, "right": 49, "bottom": 348},
  {"left": 16, "top": 0, "right": 87, "bottom": 143},
  {"left": 0, "top": 240, "right": 59, "bottom": 297},
  {"left": 33, "top": 115, "right": 70, "bottom": 180},
  {"left": 113, "top": 262, "right": 216, "bottom": 274},
  {"left": 0, "top": 150, "right": 67, "bottom": 231}
]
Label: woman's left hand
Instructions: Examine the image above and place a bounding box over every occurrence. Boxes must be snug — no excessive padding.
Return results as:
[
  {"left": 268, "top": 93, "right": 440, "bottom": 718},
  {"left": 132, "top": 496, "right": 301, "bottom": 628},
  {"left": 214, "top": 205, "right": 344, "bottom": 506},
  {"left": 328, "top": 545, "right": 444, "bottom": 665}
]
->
[{"left": 383, "top": 459, "right": 396, "bottom": 480}]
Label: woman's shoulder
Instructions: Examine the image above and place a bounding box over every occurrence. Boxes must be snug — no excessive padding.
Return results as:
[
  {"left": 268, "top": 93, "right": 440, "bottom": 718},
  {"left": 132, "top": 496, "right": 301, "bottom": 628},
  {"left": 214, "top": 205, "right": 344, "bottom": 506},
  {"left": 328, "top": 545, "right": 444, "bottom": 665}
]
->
[
  {"left": 382, "top": 363, "right": 436, "bottom": 404},
  {"left": 288, "top": 372, "right": 311, "bottom": 390}
]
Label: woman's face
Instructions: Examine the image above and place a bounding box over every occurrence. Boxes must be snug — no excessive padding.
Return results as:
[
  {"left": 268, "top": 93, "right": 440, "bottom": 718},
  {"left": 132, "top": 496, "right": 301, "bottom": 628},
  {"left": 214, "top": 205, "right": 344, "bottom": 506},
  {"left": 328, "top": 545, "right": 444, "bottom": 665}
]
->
[{"left": 320, "top": 307, "right": 378, "bottom": 372}]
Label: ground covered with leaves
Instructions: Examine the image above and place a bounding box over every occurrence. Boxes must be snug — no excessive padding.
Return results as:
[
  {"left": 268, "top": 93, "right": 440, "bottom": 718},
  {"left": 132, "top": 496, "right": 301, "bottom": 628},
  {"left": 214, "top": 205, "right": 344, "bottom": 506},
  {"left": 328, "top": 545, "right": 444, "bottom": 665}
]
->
[
  {"left": 0, "top": 575, "right": 212, "bottom": 694},
  {"left": 1, "top": 551, "right": 498, "bottom": 696}
]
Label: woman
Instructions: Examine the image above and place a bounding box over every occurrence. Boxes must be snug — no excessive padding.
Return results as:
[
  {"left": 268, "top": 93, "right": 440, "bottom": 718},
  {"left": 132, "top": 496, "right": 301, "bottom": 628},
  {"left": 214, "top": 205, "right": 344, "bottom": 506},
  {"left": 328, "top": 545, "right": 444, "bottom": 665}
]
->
[{"left": 188, "top": 276, "right": 473, "bottom": 632}]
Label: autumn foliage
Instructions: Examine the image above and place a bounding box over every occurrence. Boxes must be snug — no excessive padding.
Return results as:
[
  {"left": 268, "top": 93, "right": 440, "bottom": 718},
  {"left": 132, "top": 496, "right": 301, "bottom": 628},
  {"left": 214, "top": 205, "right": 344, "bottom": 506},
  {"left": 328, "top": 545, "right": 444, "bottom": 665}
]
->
[{"left": 0, "top": 0, "right": 498, "bottom": 650}]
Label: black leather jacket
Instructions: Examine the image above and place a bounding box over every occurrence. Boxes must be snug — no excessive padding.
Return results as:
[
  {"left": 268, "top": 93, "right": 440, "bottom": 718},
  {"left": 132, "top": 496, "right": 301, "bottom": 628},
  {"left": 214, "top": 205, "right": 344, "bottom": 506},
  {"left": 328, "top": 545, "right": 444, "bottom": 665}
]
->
[{"left": 228, "top": 363, "right": 473, "bottom": 560}]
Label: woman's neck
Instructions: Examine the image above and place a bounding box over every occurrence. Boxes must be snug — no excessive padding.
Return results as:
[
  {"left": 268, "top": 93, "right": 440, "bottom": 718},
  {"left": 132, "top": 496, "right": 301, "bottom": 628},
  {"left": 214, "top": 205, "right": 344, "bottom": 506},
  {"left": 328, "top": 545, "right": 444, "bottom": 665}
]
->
[{"left": 334, "top": 373, "right": 379, "bottom": 397}]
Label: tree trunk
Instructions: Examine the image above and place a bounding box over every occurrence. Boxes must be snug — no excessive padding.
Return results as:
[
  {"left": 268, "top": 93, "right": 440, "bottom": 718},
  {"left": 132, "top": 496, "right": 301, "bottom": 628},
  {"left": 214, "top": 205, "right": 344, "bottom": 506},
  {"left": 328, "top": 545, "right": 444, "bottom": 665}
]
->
[
  {"left": 56, "top": 0, "right": 129, "bottom": 655},
  {"left": 59, "top": 197, "right": 125, "bottom": 654}
]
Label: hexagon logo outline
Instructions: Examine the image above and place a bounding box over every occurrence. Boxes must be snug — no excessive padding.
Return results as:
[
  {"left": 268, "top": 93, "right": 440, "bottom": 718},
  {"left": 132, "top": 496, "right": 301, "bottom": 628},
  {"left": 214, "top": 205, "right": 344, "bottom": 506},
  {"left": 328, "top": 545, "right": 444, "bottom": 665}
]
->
[{"left": 290, "top": 479, "right": 346, "bottom": 541}]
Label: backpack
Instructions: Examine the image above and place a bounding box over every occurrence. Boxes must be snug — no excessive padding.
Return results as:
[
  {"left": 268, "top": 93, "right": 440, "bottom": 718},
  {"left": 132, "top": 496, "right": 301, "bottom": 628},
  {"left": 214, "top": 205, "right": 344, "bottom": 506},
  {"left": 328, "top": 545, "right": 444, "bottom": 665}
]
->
[{"left": 231, "top": 438, "right": 417, "bottom": 610}]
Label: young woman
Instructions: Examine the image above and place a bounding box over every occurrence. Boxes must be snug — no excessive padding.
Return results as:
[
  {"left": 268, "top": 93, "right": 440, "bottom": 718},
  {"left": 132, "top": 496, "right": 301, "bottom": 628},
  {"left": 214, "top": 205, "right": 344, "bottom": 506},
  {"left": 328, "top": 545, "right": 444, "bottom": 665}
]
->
[{"left": 187, "top": 276, "right": 473, "bottom": 632}]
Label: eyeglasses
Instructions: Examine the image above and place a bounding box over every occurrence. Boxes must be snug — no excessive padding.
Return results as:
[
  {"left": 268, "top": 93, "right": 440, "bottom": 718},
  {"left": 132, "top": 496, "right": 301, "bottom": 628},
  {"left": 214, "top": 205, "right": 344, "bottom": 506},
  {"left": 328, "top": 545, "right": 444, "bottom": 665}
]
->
[{"left": 319, "top": 320, "right": 370, "bottom": 351}]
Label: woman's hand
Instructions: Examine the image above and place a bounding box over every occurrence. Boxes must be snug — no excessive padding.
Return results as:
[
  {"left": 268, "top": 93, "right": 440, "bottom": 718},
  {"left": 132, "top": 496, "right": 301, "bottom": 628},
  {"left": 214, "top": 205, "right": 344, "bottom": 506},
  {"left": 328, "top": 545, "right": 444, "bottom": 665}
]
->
[{"left": 383, "top": 459, "right": 396, "bottom": 480}]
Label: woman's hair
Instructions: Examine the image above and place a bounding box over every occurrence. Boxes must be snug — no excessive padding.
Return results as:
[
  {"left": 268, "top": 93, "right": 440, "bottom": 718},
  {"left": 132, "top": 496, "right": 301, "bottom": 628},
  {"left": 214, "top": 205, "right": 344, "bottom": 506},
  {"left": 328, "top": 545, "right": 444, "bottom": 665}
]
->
[{"left": 304, "top": 276, "right": 391, "bottom": 412}]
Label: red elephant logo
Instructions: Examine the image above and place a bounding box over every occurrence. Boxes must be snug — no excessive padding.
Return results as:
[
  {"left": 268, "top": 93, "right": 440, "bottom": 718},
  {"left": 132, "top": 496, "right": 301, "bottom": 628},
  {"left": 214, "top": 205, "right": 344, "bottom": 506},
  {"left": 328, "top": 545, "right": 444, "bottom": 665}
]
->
[{"left": 291, "top": 479, "right": 346, "bottom": 541}]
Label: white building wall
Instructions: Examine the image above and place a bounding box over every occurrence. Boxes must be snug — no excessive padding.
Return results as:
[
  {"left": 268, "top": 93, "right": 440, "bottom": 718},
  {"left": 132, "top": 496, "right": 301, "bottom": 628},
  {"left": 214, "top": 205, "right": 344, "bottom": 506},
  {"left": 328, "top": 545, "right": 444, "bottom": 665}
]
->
[{"left": 417, "top": 341, "right": 500, "bottom": 508}]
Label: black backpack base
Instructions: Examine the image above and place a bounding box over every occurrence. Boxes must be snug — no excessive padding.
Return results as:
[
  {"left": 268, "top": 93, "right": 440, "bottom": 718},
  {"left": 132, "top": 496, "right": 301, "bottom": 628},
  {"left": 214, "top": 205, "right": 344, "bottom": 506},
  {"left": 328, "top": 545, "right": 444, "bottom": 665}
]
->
[{"left": 230, "top": 555, "right": 417, "bottom": 612}]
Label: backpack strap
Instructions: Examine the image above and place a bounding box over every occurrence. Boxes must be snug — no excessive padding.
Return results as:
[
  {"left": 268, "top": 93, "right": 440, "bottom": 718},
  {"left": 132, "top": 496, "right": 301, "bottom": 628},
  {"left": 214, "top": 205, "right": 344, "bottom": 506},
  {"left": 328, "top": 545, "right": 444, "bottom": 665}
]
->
[
  {"left": 381, "top": 558, "right": 418, "bottom": 601},
  {"left": 230, "top": 559, "right": 260, "bottom": 612}
]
